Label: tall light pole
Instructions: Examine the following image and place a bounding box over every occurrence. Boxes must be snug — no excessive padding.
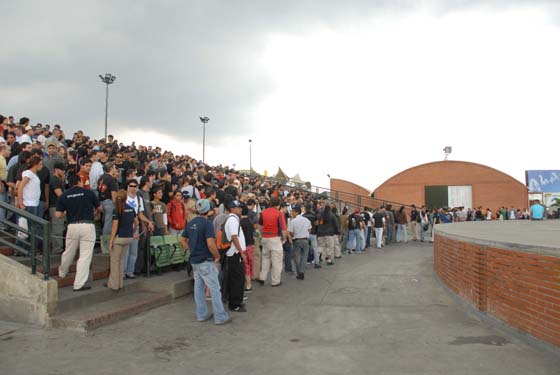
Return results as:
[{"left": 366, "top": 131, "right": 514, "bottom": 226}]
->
[
  {"left": 199, "top": 116, "right": 209, "bottom": 163},
  {"left": 249, "top": 139, "right": 252, "bottom": 171},
  {"left": 99, "top": 73, "right": 116, "bottom": 142}
]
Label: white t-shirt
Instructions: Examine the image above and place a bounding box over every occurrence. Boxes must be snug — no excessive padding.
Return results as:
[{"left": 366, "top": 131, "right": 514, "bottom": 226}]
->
[
  {"left": 22, "top": 170, "right": 41, "bottom": 206},
  {"left": 126, "top": 194, "right": 144, "bottom": 215},
  {"left": 224, "top": 213, "right": 245, "bottom": 257},
  {"left": 89, "top": 161, "right": 104, "bottom": 190},
  {"left": 16, "top": 134, "right": 32, "bottom": 144}
]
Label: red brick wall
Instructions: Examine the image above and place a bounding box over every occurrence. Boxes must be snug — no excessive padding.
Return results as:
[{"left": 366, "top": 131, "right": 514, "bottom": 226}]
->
[
  {"left": 329, "top": 179, "right": 382, "bottom": 209},
  {"left": 435, "top": 234, "right": 560, "bottom": 348},
  {"left": 373, "top": 161, "right": 528, "bottom": 210}
]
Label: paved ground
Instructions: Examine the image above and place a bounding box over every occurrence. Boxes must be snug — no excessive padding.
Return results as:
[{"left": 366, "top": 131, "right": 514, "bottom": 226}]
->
[{"left": 1, "top": 242, "right": 559, "bottom": 375}]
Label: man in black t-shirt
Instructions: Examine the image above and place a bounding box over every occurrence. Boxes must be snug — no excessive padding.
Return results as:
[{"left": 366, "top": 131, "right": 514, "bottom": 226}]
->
[
  {"left": 49, "top": 162, "right": 66, "bottom": 254},
  {"left": 56, "top": 174, "right": 101, "bottom": 291},
  {"left": 347, "top": 208, "right": 364, "bottom": 254},
  {"left": 372, "top": 207, "right": 386, "bottom": 249}
]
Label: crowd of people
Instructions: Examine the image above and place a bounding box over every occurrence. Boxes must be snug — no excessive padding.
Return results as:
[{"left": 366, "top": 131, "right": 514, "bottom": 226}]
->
[{"left": 0, "top": 114, "right": 553, "bottom": 324}]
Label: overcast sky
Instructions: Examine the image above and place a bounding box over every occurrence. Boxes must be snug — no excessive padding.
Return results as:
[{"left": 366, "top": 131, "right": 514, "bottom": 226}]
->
[{"left": 2, "top": 0, "right": 559, "bottom": 191}]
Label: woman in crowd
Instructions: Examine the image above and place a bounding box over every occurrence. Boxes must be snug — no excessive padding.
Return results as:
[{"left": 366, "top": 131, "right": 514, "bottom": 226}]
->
[
  {"left": 107, "top": 189, "right": 138, "bottom": 291},
  {"left": 167, "top": 189, "right": 187, "bottom": 234},
  {"left": 16, "top": 155, "right": 42, "bottom": 217}
]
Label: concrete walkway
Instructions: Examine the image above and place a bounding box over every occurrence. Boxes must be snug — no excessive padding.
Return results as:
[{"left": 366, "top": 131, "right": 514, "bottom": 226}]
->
[{"left": 1, "top": 242, "right": 559, "bottom": 375}]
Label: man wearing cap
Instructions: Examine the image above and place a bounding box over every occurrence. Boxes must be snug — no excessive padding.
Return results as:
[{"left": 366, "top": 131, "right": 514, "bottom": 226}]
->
[
  {"left": 56, "top": 174, "right": 101, "bottom": 291},
  {"left": 288, "top": 205, "right": 311, "bottom": 280},
  {"left": 223, "top": 199, "right": 247, "bottom": 312},
  {"left": 180, "top": 199, "right": 231, "bottom": 325},
  {"left": 257, "top": 196, "right": 287, "bottom": 286},
  {"left": 49, "top": 162, "right": 66, "bottom": 253}
]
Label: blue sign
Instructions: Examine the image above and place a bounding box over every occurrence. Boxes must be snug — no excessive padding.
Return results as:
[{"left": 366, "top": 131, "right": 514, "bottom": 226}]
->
[{"left": 526, "top": 170, "right": 560, "bottom": 193}]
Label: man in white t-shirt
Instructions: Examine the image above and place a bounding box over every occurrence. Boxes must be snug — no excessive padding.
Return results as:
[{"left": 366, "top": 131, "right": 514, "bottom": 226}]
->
[
  {"left": 224, "top": 199, "right": 247, "bottom": 312},
  {"left": 123, "top": 179, "right": 154, "bottom": 278}
]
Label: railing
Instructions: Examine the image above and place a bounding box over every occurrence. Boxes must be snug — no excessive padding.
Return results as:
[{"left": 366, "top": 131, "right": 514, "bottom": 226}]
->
[
  {"left": 0, "top": 201, "right": 51, "bottom": 280},
  {"left": 244, "top": 173, "right": 415, "bottom": 211}
]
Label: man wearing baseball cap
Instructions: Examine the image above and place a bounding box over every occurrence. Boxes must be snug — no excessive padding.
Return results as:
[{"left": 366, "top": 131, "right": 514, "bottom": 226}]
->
[{"left": 180, "top": 199, "right": 231, "bottom": 325}]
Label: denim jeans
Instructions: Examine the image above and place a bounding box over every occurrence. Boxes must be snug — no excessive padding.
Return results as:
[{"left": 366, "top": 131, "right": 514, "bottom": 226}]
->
[
  {"left": 0, "top": 189, "right": 7, "bottom": 225},
  {"left": 101, "top": 199, "right": 114, "bottom": 235},
  {"left": 347, "top": 229, "right": 362, "bottom": 253},
  {"left": 283, "top": 241, "right": 293, "bottom": 272},
  {"left": 292, "top": 239, "right": 309, "bottom": 274},
  {"left": 397, "top": 224, "right": 408, "bottom": 242},
  {"left": 308, "top": 234, "right": 319, "bottom": 264},
  {"left": 24, "top": 205, "right": 41, "bottom": 251},
  {"left": 365, "top": 227, "right": 372, "bottom": 248},
  {"left": 385, "top": 224, "right": 393, "bottom": 244},
  {"left": 192, "top": 261, "right": 229, "bottom": 323},
  {"left": 123, "top": 227, "right": 138, "bottom": 274},
  {"left": 340, "top": 231, "right": 348, "bottom": 253}
]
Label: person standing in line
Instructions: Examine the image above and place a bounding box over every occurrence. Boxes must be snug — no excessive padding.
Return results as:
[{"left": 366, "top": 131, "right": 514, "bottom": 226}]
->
[
  {"left": 316, "top": 205, "right": 340, "bottom": 265},
  {"left": 530, "top": 200, "right": 545, "bottom": 220},
  {"left": 223, "top": 199, "right": 247, "bottom": 312},
  {"left": 384, "top": 204, "right": 395, "bottom": 245},
  {"left": 180, "top": 199, "right": 231, "bottom": 325},
  {"left": 396, "top": 206, "right": 408, "bottom": 243},
  {"left": 123, "top": 179, "right": 154, "bottom": 279},
  {"left": 56, "top": 174, "right": 101, "bottom": 291},
  {"left": 410, "top": 205, "right": 420, "bottom": 241},
  {"left": 107, "top": 189, "right": 138, "bottom": 291},
  {"left": 347, "top": 208, "right": 363, "bottom": 254},
  {"left": 48, "top": 162, "right": 66, "bottom": 254},
  {"left": 97, "top": 162, "right": 119, "bottom": 252},
  {"left": 240, "top": 203, "right": 256, "bottom": 292},
  {"left": 16, "top": 155, "right": 43, "bottom": 247},
  {"left": 288, "top": 205, "right": 311, "bottom": 280},
  {"left": 338, "top": 206, "right": 349, "bottom": 255},
  {"left": 372, "top": 206, "right": 386, "bottom": 249},
  {"left": 303, "top": 203, "right": 320, "bottom": 268},
  {"left": 257, "top": 197, "right": 287, "bottom": 286}
]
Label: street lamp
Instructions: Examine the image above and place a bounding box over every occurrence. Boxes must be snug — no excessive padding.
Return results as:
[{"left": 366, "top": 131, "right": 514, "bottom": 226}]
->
[
  {"left": 249, "top": 139, "right": 252, "bottom": 171},
  {"left": 199, "top": 116, "right": 210, "bottom": 163},
  {"left": 99, "top": 73, "right": 116, "bottom": 142}
]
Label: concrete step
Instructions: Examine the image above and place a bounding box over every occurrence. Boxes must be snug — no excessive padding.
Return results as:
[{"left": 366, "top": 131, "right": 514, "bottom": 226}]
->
[
  {"left": 48, "top": 271, "right": 194, "bottom": 331},
  {"left": 56, "top": 277, "right": 143, "bottom": 314},
  {"left": 48, "top": 290, "right": 173, "bottom": 331},
  {"left": 55, "top": 269, "right": 110, "bottom": 288}
]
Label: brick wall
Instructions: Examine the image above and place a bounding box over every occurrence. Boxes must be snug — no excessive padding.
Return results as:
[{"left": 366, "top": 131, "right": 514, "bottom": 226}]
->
[{"left": 435, "top": 234, "right": 560, "bottom": 348}]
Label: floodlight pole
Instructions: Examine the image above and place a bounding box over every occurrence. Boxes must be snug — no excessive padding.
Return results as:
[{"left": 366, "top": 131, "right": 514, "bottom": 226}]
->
[
  {"left": 200, "top": 116, "right": 210, "bottom": 163},
  {"left": 99, "top": 73, "right": 116, "bottom": 142},
  {"left": 249, "top": 139, "right": 252, "bottom": 171}
]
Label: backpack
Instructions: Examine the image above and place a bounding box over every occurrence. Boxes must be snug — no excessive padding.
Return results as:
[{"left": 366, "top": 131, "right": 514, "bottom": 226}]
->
[
  {"left": 348, "top": 215, "right": 357, "bottom": 230},
  {"left": 216, "top": 216, "right": 241, "bottom": 253}
]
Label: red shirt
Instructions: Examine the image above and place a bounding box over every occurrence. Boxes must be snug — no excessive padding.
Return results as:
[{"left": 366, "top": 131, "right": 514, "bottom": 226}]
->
[
  {"left": 259, "top": 207, "right": 286, "bottom": 238},
  {"left": 77, "top": 171, "right": 91, "bottom": 189}
]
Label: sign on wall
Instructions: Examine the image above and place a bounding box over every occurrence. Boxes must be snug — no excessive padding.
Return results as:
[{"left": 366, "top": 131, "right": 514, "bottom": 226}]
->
[{"left": 526, "top": 170, "right": 560, "bottom": 193}]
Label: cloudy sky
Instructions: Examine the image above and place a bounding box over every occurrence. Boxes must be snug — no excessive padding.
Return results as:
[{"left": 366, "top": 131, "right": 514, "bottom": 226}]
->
[{"left": 2, "top": 0, "right": 560, "bottom": 191}]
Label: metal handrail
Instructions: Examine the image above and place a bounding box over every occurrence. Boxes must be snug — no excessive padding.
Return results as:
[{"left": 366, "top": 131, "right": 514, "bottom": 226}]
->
[{"left": 0, "top": 201, "right": 51, "bottom": 280}]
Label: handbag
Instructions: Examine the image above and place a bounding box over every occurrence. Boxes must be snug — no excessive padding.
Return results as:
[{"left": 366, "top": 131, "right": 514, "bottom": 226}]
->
[{"left": 17, "top": 217, "right": 29, "bottom": 239}]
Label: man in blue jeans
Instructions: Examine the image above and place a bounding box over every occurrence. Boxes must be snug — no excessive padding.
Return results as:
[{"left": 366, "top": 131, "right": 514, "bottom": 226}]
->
[{"left": 180, "top": 199, "right": 231, "bottom": 325}]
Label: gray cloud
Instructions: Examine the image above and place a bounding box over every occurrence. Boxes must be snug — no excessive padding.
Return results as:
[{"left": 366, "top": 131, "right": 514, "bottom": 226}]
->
[{"left": 2, "top": 0, "right": 558, "bottom": 144}]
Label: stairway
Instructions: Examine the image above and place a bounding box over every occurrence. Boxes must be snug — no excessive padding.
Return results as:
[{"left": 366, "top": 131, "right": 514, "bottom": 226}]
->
[{"left": 7, "top": 251, "right": 193, "bottom": 331}]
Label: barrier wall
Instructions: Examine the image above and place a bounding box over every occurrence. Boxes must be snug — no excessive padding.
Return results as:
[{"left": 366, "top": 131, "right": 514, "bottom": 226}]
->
[{"left": 434, "top": 230, "right": 560, "bottom": 348}]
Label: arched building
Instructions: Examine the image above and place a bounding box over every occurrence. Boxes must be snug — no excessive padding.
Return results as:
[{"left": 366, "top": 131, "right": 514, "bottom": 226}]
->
[
  {"left": 332, "top": 161, "right": 529, "bottom": 210},
  {"left": 374, "top": 161, "right": 528, "bottom": 210}
]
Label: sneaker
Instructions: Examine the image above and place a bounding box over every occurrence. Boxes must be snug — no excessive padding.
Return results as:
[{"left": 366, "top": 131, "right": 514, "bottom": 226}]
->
[
  {"left": 215, "top": 317, "right": 232, "bottom": 325},
  {"left": 334, "top": 256, "right": 341, "bottom": 259},
  {"left": 314, "top": 264, "right": 322, "bottom": 269},
  {"left": 244, "top": 287, "right": 253, "bottom": 293},
  {"left": 327, "top": 261, "right": 334, "bottom": 266},
  {"left": 231, "top": 306, "right": 247, "bottom": 312},
  {"left": 296, "top": 273, "right": 304, "bottom": 280},
  {"left": 198, "top": 313, "right": 213, "bottom": 322},
  {"left": 271, "top": 282, "right": 282, "bottom": 287},
  {"left": 256, "top": 279, "right": 265, "bottom": 285},
  {"left": 243, "top": 296, "right": 248, "bottom": 301},
  {"left": 125, "top": 273, "right": 136, "bottom": 279}
]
